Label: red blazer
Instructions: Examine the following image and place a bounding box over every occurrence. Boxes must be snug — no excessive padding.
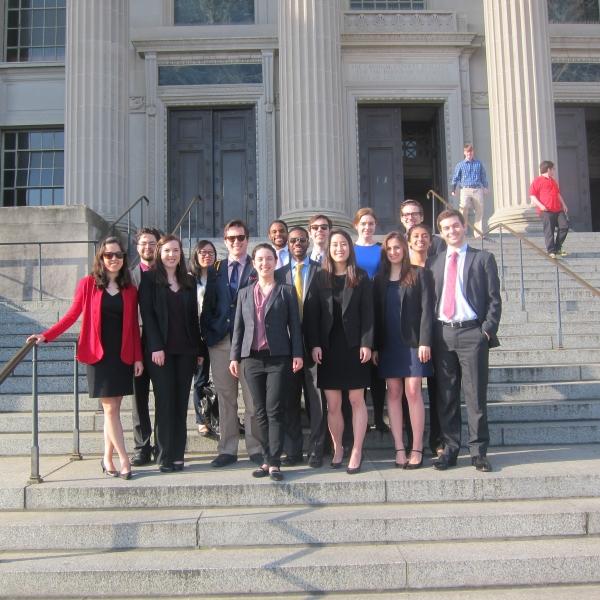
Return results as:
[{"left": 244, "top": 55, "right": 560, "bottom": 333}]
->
[{"left": 43, "top": 275, "right": 142, "bottom": 365}]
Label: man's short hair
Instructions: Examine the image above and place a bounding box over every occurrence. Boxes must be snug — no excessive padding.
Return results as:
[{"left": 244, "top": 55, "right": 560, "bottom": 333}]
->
[
  {"left": 539, "top": 160, "right": 554, "bottom": 174},
  {"left": 464, "top": 143, "right": 474, "bottom": 151},
  {"left": 399, "top": 199, "right": 423, "bottom": 215},
  {"left": 269, "top": 219, "right": 288, "bottom": 232},
  {"left": 437, "top": 208, "right": 465, "bottom": 230},
  {"left": 308, "top": 213, "right": 332, "bottom": 228},
  {"left": 135, "top": 227, "right": 161, "bottom": 244},
  {"left": 288, "top": 225, "right": 309, "bottom": 238},
  {"left": 223, "top": 219, "right": 249, "bottom": 237}
]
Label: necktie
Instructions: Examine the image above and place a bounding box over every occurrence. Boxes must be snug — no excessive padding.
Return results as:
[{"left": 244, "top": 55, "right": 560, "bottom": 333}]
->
[
  {"left": 294, "top": 262, "right": 303, "bottom": 317},
  {"left": 229, "top": 261, "right": 240, "bottom": 297},
  {"left": 442, "top": 252, "right": 458, "bottom": 320}
]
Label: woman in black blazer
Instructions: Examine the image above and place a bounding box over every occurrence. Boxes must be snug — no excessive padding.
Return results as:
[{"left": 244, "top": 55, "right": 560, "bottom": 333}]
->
[
  {"left": 304, "top": 229, "right": 373, "bottom": 474},
  {"left": 138, "top": 234, "right": 203, "bottom": 473},
  {"left": 372, "top": 232, "right": 434, "bottom": 469},
  {"left": 229, "top": 243, "right": 303, "bottom": 481}
]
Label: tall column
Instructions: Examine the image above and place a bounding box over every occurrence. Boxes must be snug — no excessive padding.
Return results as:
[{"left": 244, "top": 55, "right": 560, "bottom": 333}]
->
[
  {"left": 65, "top": 0, "right": 129, "bottom": 221},
  {"left": 484, "top": 0, "right": 557, "bottom": 231},
  {"left": 278, "top": 0, "right": 348, "bottom": 227}
]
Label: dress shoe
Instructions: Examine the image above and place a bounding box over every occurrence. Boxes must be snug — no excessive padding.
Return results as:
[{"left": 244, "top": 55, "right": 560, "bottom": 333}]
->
[
  {"left": 211, "top": 454, "right": 238, "bottom": 468},
  {"left": 119, "top": 470, "right": 133, "bottom": 480},
  {"left": 330, "top": 459, "right": 343, "bottom": 469},
  {"left": 308, "top": 454, "right": 323, "bottom": 469},
  {"left": 346, "top": 460, "right": 362, "bottom": 475},
  {"left": 472, "top": 456, "right": 492, "bottom": 472},
  {"left": 395, "top": 448, "right": 408, "bottom": 469},
  {"left": 252, "top": 466, "right": 269, "bottom": 478},
  {"left": 374, "top": 420, "right": 390, "bottom": 434},
  {"left": 130, "top": 452, "right": 153, "bottom": 467},
  {"left": 405, "top": 449, "right": 423, "bottom": 470},
  {"left": 249, "top": 453, "right": 264, "bottom": 466},
  {"left": 269, "top": 468, "right": 284, "bottom": 481},
  {"left": 100, "top": 459, "right": 118, "bottom": 477},
  {"left": 433, "top": 453, "right": 458, "bottom": 471},
  {"left": 159, "top": 464, "right": 174, "bottom": 473},
  {"left": 173, "top": 463, "right": 184, "bottom": 472},
  {"left": 281, "top": 455, "right": 303, "bottom": 467}
]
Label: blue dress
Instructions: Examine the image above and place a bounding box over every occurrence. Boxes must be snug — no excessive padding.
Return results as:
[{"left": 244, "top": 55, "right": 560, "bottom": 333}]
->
[
  {"left": 354, "top": 244, "right": 381, "bottom": 279},
  {"left": 378, "top": 281, "right": 433, "bottom": 379}
]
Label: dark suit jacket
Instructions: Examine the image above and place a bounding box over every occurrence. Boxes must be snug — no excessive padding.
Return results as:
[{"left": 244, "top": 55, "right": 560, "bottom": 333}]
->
[
  {"left": 138, "top": 270, "right": 203, "bottom": 355},
  {"left": 230, "top": 282, "right": 303, "bottom": 361},
  {"left": 372, "top": 266, "right": 434, "bottom": 350},
  {"left": 427, "top": 246, "right": 502, "bottom": 348},
  {"left": 200, "top": 256, "right": 256, "bottom": 347},
  {"left": 274, "top": 259, "right": 320, "bottom": 304},
  {"left": 304, "top": 269, "right": 374, "bottom": 351},
  {"left": 429, "top": 234, "right": 447, "bottom": 256}
]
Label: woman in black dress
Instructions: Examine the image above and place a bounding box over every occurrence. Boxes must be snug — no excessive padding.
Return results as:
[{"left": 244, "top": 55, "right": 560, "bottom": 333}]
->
[
  {"left": 305, "top": 229, "right": 373, "bottom": 474},
  {"left": 372, "top": 232, "right": 434, "bottom": 469},
  {"left": 138, "top": 235, "right": 203, "bottom": 473},
  {"left": 28, "top": 237, "right": 143, "bottom": 480}
]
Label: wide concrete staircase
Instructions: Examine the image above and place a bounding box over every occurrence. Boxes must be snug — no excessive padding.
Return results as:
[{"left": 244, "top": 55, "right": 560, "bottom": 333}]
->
[{"left": 1, "top": 231, "right": 600, "bottom": 597}]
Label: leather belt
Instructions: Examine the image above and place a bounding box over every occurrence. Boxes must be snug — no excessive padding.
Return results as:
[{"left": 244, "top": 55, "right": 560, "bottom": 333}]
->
[{"left": 441, "top": 319, "right": 480, "bottom": 329}]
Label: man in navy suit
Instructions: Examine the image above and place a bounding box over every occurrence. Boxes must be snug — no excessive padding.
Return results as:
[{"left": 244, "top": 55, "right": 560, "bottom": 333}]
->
[
  {"left": 275, "top": 226, "right": 324, "bottom": 467},
  {"left": 427, "top": 209, "right": 501, "bottom": 472},
  {"left": 201, "top": 220, "right": 263, "bottom": 467}
]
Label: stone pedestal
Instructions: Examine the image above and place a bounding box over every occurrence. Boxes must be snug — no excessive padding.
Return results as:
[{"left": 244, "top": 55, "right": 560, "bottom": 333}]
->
[
  {"left": 484, "top": 0, "right": 557, "bottom": 232},
  {"left": 65, "top": 0, "right": 129, "bottom": 222},
  {"left": 278, "top": 0, "right": 348, "bottom": 227}
]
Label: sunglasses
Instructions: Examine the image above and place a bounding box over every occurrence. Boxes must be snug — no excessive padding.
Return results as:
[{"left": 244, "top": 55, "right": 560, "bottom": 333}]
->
[
  {"left": 103, "top": 251, "right": 125, "bottom": 260},
  {"left": 310, "top": 224, "right": 329, "bottom": 231},
  {"left": 289, "top": 237, "right": 308, "bottom": 244},
  {"left": 225, "top": 234, "right": 247, "bottom": 243}
]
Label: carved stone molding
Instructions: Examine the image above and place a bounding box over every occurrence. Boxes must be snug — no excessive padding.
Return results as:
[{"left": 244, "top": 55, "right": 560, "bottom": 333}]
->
[
  {"left": 344, "top": 11, "right": 458, "bottom": 33},
  {"left": 471, "top": 91, "right": 488, "bottom": 108},
  {"left": 158, "top": 55, "right": 262, "bottom": 67},
  {"left": 129, "top": 96, "right": 145, "bottom": 113},
  {"left": 345, "top": 61, "right": 457, "bottom": 84}
]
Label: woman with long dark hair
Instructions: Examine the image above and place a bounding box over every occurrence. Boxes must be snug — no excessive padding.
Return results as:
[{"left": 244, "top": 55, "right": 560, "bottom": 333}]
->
[
  {"left": 138, "top": 234, "right": 203, "bottom": 473},
  {"left": 373, "top": 232, "right": 434, "bottom": 469},
  {"left": 189, "top": 239, "right": 217, "bottom": 436},
  {"left": 27, "top": 237, "right": 143, "bottom": 480},
  {"left": 304, "top": 229, "right": 373, "bottom": 474}
]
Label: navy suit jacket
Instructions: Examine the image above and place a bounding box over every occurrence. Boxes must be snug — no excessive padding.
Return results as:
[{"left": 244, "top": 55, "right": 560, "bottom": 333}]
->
[
  {"left": 427, "top": 246, "right": 502, "bottom": 348},
  {"left": 200, "top": 256, "right": 256, "bottom": 347}
]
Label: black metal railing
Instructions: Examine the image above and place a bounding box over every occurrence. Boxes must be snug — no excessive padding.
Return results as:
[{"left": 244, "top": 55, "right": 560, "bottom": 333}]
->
[
  {"left": 107, "top": 194, "right": 151, "bottom": 261},
  {"left": 170, "top": 195, "right": 203, "bottom": 258}
]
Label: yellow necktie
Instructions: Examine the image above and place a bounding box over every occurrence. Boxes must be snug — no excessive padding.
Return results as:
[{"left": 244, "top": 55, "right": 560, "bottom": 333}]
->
[{"left": 294, "top": 262, "right": 303, "bottom": 317}]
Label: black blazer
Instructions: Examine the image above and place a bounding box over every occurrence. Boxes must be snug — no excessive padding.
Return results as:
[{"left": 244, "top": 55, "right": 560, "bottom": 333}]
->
[
  {"left": 274, "top": 259, "right": 320, "bottom": 304},
  {"left": 373, "top": 266, "right": 434, "bottom": 350},
  {"left": 304, "top": 269, "right": 374, "bottom": 351},
  {"left": 427, "top": 246, "right": 502, "bottom": 348},
  {"left": 138, "top": 270, "right": 203, "bottom": 355},
  {"left": 230, "top": 282, "right": 303, "bottom": 361}
]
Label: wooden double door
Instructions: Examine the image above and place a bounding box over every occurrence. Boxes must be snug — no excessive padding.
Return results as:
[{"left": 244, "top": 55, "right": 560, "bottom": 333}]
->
[{"left": 168, "top": 107, "right": 257, "bottom": 237}]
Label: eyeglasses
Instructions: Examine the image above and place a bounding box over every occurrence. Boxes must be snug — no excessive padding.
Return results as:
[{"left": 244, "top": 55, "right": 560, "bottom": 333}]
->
[
  {"left": 137, "top": 242, "right": 156, "bottom": 247},
  {"left": 225, "top": 234, "right": 247, "bottom": 243},
  {"left": 310, "top": 224, "right": 330, "bottom": 231},
  {"left": 103, "top": 252, "right": 125, "bottom": 260},
  {"left": 198, "top": 251, "right": 216, "bottom": 257},
  {"left": 289, "top": 237, "right": 308, "bottom": 244},
  {"left": 401, "top": 211, "right": 422, "bottom": 219}
]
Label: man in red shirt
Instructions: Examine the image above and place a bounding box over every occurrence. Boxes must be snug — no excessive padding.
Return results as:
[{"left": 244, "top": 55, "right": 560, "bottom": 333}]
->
[{"left": 529, "top": 160, "right": 569, "bottom": 258}]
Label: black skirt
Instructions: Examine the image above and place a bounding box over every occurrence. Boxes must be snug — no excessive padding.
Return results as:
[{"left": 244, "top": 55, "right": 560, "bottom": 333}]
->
[{"left": 86, "top": 290, "right": 134, "bottom": 398}]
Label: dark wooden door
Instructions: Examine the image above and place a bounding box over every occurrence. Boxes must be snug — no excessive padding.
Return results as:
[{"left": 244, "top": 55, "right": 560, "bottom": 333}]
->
[
  {"left": 358, "top": 106, "right": 404, "bottom": 233},
  {"left": 168, "top": 107, "right": 257, "bottom": 237}
]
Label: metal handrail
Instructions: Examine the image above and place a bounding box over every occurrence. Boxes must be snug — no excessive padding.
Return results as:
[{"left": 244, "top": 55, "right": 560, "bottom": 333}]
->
[
  {"left": 107, "top": 195, "right": 151, "bottom": 265},
  {"left": 0, "top": 339, "right": 35, "bottom": 386},
  {"left": 171, "top": 195, "right": 203, "bottom": 257},
  {"left": 427, "top": 189, "right": 600, "bottom": 348},
  {"left": 108, "top": 195, "right": 150, "bottom": 233}
]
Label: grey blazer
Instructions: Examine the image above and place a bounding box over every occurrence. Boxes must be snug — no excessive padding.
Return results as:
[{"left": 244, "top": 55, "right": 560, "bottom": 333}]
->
[{"left": 230, "top": 282, "right": 304, "bottom": 361}]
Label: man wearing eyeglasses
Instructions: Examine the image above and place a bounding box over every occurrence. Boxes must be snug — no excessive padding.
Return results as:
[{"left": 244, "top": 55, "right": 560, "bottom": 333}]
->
[
  {"left": 400, "top": 199, "right": 446, "bottom": 256},
  {"left": 201, "top": 220, "right": 262, "bottom": 468},
  {"left": 308, "top": 214, "right": 332, "bottom": 264},
  {"left": 275, "top": 227, "right": 323, "bottom": 467},
  {"left": 130, "top": 227, "right": 161, "bottom": 467}
]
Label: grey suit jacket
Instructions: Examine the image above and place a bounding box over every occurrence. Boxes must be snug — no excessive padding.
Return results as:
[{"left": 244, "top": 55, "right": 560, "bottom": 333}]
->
[
  {"left": 230, "top": 282, "right": 304, "bottom": 361},
  {"left": 427, "top": 246, "right": 502, "bottom": 348}
]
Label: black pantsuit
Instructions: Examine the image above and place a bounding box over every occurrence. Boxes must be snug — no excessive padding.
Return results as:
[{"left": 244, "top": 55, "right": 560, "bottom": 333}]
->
[{"left": 132, "top": 366, "right": 152, "bottom": 454}]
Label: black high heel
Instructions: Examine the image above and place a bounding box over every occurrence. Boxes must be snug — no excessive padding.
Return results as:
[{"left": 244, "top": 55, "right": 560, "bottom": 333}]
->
[
  {"left": 100, "top": 459, "right": 118, "bottom": 477},
  {"left": 404, "top": 449, "right": 423, "bottom": 470},
  {"left": 119, "top": 470, "right": 133, "bottom": 480},
  {"left": 395, "top": 448, "right": 408, "bottom": 469}
]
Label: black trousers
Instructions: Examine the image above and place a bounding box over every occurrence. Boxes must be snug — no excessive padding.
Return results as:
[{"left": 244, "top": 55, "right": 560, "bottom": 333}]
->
[
  {"left": 296, "top": 362, "right": 327, "bottom": 459},
  {"left": 131, "top": 362, "right": 152, "bottom": 455},
  {"left": 541, "top": 210, "right": 568, "bottom": 254},
  {"left": 433, "top": 323, "right": 490, "bottom": 458},
  {"left": 243, "top": 353, "right": 293, "bottom": 468},
  {"left": 147, "top": 352, "right": 197, "bottom": 467},
  {"left": 192, "top": 344, "right": 211, "bottom": 425}
]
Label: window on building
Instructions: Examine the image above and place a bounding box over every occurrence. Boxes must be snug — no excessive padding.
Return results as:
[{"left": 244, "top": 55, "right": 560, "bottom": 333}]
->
[
  {"left": 5, "top": 0, "right": 66, "bottom": 62},
  {"left": 349, "top": 0, "right": 426, "bottom": 9},
  {"left": 548, "top": 0, "right": 599, "bottom": 23},
  {"left": 174, "top": 0, "right": 254, "bottom": 25},
  {"left": 2, "top": 130, "right": 64, "bottom": 207}
]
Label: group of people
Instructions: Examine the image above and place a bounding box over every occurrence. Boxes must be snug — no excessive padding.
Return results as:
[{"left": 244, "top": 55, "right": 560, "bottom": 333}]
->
[{"left": 28, "top": 192, "right": 502, "bottom": 481}]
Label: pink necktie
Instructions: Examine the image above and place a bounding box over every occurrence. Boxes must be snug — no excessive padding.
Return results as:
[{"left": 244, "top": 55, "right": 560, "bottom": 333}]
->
[{"left": 442, "top": 252, "right": 458, "bottom": 320}]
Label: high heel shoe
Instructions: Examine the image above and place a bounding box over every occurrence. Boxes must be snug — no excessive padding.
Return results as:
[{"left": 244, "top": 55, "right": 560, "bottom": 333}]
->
[
  {"left": 119, "top": 470, "right": 133, "bottom": 480},
  {"left": 346, "top": 459, "right": 362, "bottom": 475},
  {"left": 395, "top": 448, "right": 408, "bottom": 469},
  {"left": 100, "top": 459, "right": 118, "bottom": 477},
  {"left": 404, "top": 449, "right": 423, "bottom": 470}
]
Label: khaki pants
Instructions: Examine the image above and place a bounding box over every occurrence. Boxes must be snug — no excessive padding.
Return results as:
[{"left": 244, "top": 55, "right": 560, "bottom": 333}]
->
[{"left": 459, "top": 187, "right": 485, "bottom": 237}]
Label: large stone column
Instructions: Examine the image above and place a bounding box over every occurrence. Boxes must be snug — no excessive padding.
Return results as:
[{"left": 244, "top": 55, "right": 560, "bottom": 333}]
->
[
  {"left": 278, "top": 0, "right": 348, "bottom": 227},
  {"left": 484, "top": 0, "right": 557, "bottom": 231},
  {"left": 65, "top": 0, "right": 129, "bottom": 221}
]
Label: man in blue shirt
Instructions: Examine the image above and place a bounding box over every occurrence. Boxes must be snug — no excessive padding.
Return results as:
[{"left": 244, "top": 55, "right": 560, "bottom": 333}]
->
[{"left": 451, "top": 144, "right": 489, "bottom": 238}]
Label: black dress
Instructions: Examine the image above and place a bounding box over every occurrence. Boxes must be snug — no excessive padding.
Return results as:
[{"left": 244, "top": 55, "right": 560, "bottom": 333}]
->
[
  {"left": 86, "top": 290, "right": 134, "bottom": 398},
  {"left": 317, "top": 275, "right": 371, "bottom": 390}
]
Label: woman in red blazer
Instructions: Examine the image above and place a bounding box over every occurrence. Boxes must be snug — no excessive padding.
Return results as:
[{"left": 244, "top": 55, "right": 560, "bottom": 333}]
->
[{"left": 28, "top": 237, "right": 143, "bottom": 480}]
